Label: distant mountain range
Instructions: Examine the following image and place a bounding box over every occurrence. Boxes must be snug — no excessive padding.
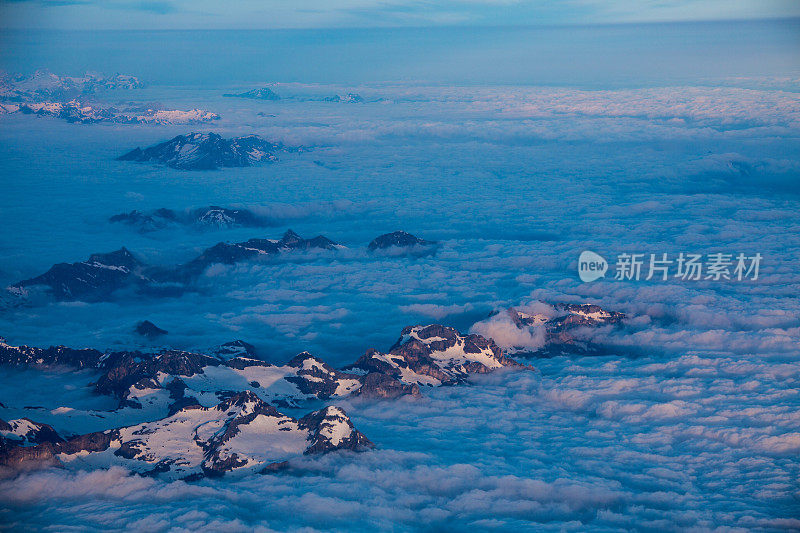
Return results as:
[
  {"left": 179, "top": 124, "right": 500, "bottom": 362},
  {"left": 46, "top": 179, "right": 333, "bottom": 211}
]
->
[
  {"left": 0, "top": 101, "right": 220, "bottom": 125},
  {"left": 6, "top": 230, "right": 435, "bottom": 302},
  {"left": 222, "top": 86, "right": 365, "bottom": 103},
  {"left": 322, "top": 93, "right": 364, "bottom": 103},
  {"left": 223, "top": 87, "right": 281, "bottom": 100},
  {"left": 0, "top": 70, "right": 219, "bottom": 125},
  {"left": 110, "top": 206, "right": 271, "bottom": 232},
  {"left": 0, "top": 70, "right": 143, "bottom": 101}
]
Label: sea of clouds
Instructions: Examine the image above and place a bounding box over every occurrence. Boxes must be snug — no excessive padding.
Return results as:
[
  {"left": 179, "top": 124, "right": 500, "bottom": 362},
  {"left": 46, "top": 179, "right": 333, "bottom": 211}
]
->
[{"left": 0, "top": 21, "right": 799, "bottom": 530}]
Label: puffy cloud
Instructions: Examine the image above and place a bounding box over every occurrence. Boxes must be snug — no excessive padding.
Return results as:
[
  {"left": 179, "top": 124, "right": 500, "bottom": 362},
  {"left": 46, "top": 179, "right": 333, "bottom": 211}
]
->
[{"left": 469, "top": 306, "right": 549, "bottom": 352}]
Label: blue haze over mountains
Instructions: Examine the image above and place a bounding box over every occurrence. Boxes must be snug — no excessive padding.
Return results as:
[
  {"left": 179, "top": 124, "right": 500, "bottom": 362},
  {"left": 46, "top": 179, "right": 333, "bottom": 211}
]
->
[{"left": 0, "top": 18, "right": 799, "bottom": 530}]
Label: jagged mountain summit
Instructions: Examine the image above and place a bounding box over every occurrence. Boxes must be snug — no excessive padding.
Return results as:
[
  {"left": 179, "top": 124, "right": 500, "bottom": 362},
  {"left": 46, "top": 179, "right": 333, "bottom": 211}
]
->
[
  {"left": 0, "top": 418, "right": 64, "bottom": 448},
  {"left": 473, "top": 303, "right": 626, "bottom": 357},
  {"left": 0, "top": 392, "right": 372, "bottom": 479},
  {"left": 211, "top": 340, "right": 258, "bottom": 360},
  {"left": 0, "top": 337, "right": 105, "bottom": 369},
  {"left": 178, "top": 229, "right": 342, "bottom": 277},
  {"left": 346, "top": 324, "right": 524, "bottom": 386},
  {"left": 100, "top": 349, "right": 366, "bottom": 410},
  {"left": 8, "top": 248, "right": 148, "bottom": 301},
  {"left": 195, "top": 206, "right": 262, "bottom": 228},
  {"left": 117, "top": 133, "right": 287, "bottom": 170},
  {"left": 513, "top": 303, "right": 625, "bottom": 330},
  {"left": 223, "top": 87, "right": 281, "bottom": 100}
]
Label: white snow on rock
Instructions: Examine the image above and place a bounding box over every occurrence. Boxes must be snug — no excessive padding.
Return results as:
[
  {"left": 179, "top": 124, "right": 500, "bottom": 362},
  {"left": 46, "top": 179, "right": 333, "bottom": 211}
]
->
[
  {"left": 346, "top": 324, "right": 524, "bottom": 387},
  {"left": 119, "top": 351, "right": 364, "bottom": 412},
  {"left": 56, "top": 392, "right": 370, "bottom": 479},
  {"left": 0, "top": 417, "right": 62, "bottom": 447},
  {"left": 0, "top": 100, "right": 220, "bottom": 125}
]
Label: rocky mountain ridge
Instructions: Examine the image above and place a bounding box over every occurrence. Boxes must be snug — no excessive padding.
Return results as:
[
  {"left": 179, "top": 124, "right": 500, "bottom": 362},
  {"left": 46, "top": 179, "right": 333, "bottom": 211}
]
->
[
  {"left": 7, "top": 230, "right": 339, "bottom": 302},
  {"left": 6, "top": 229, "right": 438, "bottom": 303},
  {"left": 0, "top": 304, "right": 626, "bottom": 477},
  {"left": 0, "top": 392, "right": 371, "bottom": 479},
  {"left": 0, "top": 322, "right": 531, "bottom": 477},
  {"left": 110, "top": 206, "right": 282, "bottom": 232}
]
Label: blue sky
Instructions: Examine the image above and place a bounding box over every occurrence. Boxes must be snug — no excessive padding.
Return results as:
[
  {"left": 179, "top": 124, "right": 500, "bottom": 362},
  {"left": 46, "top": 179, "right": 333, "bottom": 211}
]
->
[{"left": 1, "top": 0, "right": 799, "bottom": 29}]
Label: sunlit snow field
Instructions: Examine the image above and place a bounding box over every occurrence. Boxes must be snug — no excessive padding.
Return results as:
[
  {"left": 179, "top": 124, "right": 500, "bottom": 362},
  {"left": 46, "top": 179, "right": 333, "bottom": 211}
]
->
[{"left": 1, "top": 20, "right": 799, "bottom": 530}]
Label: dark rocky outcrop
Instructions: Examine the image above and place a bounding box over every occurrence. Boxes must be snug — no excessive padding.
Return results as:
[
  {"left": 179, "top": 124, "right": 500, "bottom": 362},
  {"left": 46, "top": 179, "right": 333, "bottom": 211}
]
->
[
  {"left": 0, "top": 429, "right": 113, "bottom": 469},
  {"left": 109, "top": 210, "right": 171, "bottom": 232},
  {"left": 355, "top": 372, "right": 421, "bottom": 399},
  {"left": 0, "top": 418, "right": 64, "bottom": 447},
  {"left": 97, "top": 350, "right": 222, "bottom": 398},
  {"left": 299, "top": 405, "right": 373, "bottom": 455},
  {"left": 135, "top": 320, "right": 168, "bottom": 338},
  {"left": 284, "top": 352, "right": 363, "bottom": 399},
  {"left": 110, "top": 205, "right": 266, "bottom": 232},
  {"left": 212, "top": 340, "right": 258, "bottom": 360},
  {"left": 368, "top": 231, "right": 435, "bottom": 251}
]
